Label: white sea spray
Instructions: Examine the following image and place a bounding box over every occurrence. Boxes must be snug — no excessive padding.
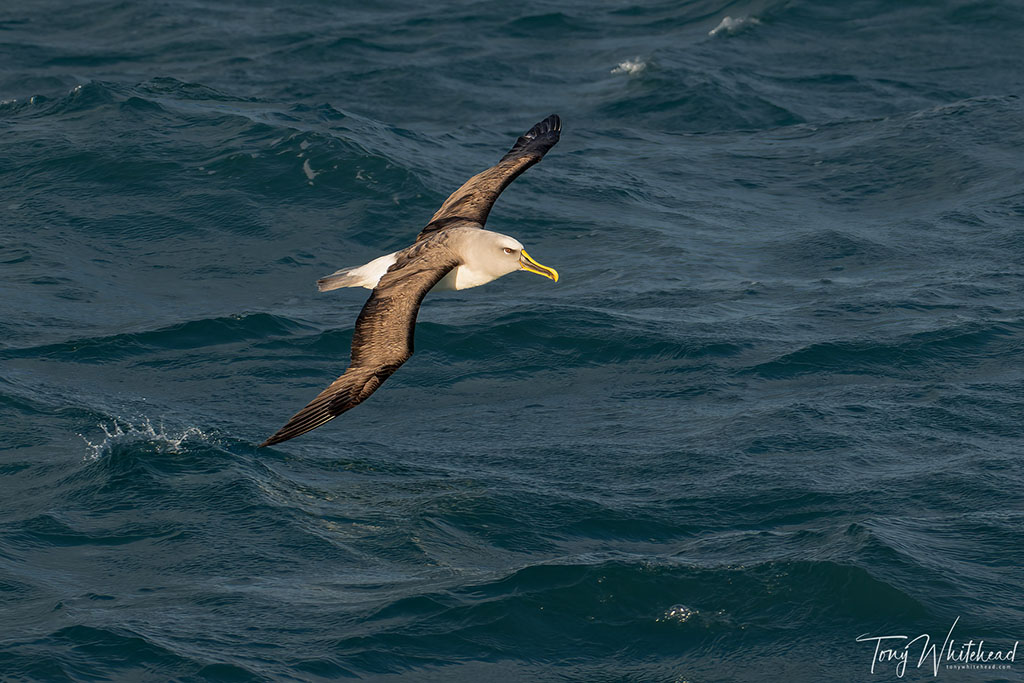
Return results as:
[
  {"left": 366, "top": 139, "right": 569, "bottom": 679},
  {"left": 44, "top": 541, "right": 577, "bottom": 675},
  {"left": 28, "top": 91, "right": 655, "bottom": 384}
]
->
[
  {"left": 611, "top": 58, "right": 647, "bottom": 76},
  {"left": 79, "top": 418, "right": 208, "bottom": 460},
  {"left": 709, "top": 15, "right": 761, "bottom": 37}
]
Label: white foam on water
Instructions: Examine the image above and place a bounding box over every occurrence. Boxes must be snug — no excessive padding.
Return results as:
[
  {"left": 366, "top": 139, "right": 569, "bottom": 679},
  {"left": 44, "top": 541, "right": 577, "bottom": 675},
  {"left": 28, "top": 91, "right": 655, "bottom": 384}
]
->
[
  {"left": 656, "top": 604, "right": 699, "bottom": 623},
  {"left": 302, "top": 158, "right": 319, "bottom": 182},
  {"left": 79, "top": 418, "right": 209, "bottom": 461},
  {"left": 709, "top": 15, "right": 761, "bottom": 36},
  {"left": 611, "top": 58, "right": 647, "bottom": 76}
]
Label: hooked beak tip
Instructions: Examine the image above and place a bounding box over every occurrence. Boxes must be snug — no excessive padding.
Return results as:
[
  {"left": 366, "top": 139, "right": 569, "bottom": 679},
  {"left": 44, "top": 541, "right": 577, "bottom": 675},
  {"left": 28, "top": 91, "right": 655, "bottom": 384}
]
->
[{"left": 519, "top": 250, "right": 559, "bottom": 283}]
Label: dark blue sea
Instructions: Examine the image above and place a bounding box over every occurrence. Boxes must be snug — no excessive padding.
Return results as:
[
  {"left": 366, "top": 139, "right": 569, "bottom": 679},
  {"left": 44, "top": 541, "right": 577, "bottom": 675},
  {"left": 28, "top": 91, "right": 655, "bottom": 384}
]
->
[{"left": 2, "top": 1, "right": 1023, "bottom": 680}]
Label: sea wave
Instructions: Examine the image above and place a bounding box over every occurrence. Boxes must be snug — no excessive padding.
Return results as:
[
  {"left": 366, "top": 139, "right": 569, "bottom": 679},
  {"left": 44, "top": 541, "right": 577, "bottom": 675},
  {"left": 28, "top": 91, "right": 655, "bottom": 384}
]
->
[
  {"left": 2, "top": 79, "right": 436, "bottom": 217},
  {"left": 708, "top": 15, "right": 761, "bottom": 37},
  {"left": 747, "top": 320, "right": 1023, "bottom": 379},
  {"left": 0, "top": 313, "right": 310, "bottom": 364}
]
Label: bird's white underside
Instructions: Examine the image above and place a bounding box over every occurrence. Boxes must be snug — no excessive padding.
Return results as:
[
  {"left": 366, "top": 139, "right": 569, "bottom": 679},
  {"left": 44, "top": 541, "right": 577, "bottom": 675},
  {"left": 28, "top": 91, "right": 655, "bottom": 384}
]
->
[
  {"left": 317, "top": 250, "right": 500, "bottom": 292},
  {"left": 317, "top": 229, "right": 525, "bottom": 293}
]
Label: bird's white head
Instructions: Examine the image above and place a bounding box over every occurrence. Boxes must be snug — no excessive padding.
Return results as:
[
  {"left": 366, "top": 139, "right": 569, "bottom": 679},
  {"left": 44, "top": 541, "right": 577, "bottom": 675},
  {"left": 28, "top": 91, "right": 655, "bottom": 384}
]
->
[{"left": 462, "top": 230, "right": 559, "bottom": 285}]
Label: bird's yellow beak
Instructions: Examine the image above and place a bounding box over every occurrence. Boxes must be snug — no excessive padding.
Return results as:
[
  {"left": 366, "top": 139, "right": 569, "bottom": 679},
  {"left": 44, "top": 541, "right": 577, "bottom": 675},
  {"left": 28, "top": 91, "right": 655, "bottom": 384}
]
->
[{"left": 519, "top": 250, "right": 559, "bottom": 282}]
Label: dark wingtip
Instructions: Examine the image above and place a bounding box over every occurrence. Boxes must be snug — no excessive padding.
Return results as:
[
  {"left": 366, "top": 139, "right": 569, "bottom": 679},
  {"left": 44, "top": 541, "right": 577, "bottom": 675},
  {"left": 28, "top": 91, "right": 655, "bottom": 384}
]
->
[
  {"left": 504, "top": 114, "right": 561, "bottom": 161},
  {"left": 523, "top": 114, "right": 561, "bottom": 141},
  {"left": 258, "top": 426, "right": 305, "bottom": 448},
  {"left": 258, "top": 391, "right": 349, "bottom": 449},
  {"left": 531, "top": 114, "right": 560, "bottom": 135},
  {"left": 259, "top": 418, "right": 318, "bottom": 447}
]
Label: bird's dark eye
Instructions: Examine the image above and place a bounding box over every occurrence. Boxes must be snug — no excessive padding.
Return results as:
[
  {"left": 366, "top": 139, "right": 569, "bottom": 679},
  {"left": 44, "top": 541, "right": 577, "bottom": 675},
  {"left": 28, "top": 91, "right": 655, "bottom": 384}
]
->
[{"left": 503, "top": 247, "right": 515, "bottom": 254}]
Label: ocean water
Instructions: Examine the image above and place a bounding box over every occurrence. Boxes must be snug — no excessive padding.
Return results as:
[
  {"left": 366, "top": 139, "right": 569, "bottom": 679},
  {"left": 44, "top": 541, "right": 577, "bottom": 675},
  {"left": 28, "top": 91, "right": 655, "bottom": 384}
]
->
[{"left": 2, "top": 0, "right": 1023, "bottom": 680}]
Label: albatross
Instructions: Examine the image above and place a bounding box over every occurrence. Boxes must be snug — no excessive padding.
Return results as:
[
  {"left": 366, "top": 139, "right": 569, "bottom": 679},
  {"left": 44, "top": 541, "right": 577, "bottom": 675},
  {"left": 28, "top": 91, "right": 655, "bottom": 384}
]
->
[{"left": 260, "top": 114, "right": 562, "bottom": 447}]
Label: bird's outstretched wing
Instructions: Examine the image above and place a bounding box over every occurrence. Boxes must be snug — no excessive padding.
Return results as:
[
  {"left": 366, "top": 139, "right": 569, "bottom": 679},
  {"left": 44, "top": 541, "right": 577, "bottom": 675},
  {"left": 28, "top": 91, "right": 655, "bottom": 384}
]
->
[
  {"left": 260, "top": 241, "right": 458, "bottom": 447},
  {"left": 415, "top": 114, "right": 561, "bottom": 242}
]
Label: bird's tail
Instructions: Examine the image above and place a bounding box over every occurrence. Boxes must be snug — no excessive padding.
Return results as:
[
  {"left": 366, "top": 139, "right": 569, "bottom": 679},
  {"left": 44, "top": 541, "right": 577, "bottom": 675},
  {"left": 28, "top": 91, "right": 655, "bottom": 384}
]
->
[{"left": 317, "top": 251, "right": 399, "bottom": 291}]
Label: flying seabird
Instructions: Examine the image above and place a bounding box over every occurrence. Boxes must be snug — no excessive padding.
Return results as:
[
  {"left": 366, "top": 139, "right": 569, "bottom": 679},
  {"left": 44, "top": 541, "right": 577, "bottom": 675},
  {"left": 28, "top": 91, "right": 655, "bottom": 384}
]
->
[{"left": 260, "top": 114, "right": 562, "bottom": 447}]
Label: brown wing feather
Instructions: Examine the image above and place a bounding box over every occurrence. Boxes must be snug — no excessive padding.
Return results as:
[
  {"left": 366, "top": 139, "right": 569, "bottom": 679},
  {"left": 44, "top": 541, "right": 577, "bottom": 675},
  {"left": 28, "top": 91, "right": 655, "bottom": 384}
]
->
[
  {"left": 259, "top": 241, "right": 458, "bottom": 447},
  {"left": 415, "top": 114, "right": 561, "bottom": 242}
]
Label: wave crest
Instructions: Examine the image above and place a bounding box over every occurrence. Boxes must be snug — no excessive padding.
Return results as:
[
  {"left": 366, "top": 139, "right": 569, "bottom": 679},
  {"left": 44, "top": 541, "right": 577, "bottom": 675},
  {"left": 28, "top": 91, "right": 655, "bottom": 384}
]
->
[
  {"left": 709, "top": 15, "right": 761, "bottom": 37},
  {"left": 79, "top": 418, "right": 210, "bottom": 461}
]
